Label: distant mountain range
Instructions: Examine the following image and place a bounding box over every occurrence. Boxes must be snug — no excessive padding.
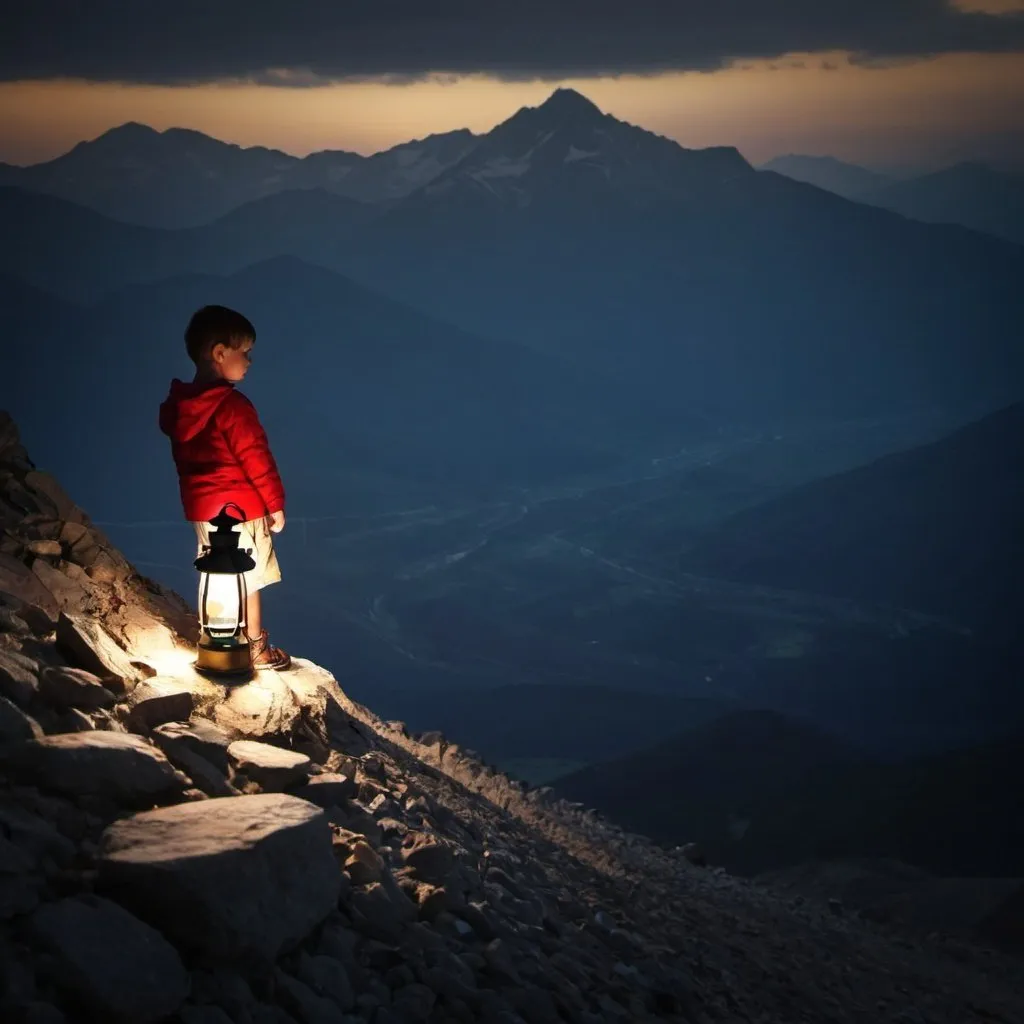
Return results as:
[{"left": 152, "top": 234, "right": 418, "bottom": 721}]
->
[
  {"left": 0, "top": 122, "right": 477, "bottom": 227},
  {"left": 760, "top": 155, "right": 891, "bottom": 200},
  {"left": 4, "top": 89, "right": 1023, "bottom": 427},
  {"left": 761, "top": 154, "right": 1024, "bottom": 245}
]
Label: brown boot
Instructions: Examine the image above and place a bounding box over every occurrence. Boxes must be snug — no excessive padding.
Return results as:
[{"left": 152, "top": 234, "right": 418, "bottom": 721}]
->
[{"left": 248, "top": 629, "right": 292, "bottom": 671}]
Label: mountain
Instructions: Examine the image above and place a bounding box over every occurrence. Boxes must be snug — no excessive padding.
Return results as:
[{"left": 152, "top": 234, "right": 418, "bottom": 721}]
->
[
  {"left": 552, "top": 708, "right": 1024, "bottom": 880},
  {"left": 7, "top": 89, "right": 1024, "bottom": 425},
  {"left": 860, "top": 162, "right": 1024, "bottom": 246},
  {"left": 552, "top": 709, "right": 865, "bottom": 855},
  {"left": 682, "top": 403, "right": 1024, "bottom": 640},
  {"left": 343, "top": 91, "right": 1024, "bottom": 421},
  {"left": 1, "top": 122, "right": 477, "bottom": 227},
  {"left": 4, "top": 414, "right": 1023, "bottom": 1022},
  {"left": 760, "top": 154, "right": 892, "bottom": 199}
]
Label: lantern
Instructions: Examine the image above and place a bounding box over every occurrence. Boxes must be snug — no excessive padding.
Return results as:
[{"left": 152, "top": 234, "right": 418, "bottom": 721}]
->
[{"left": 194, "top": 506, "right": 256, "bottom": 674}]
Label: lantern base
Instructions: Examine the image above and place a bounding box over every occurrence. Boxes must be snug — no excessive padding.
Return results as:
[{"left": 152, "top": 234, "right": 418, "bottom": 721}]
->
[{"left": 195, "top": 639, "right": 252, "bottom": 676}]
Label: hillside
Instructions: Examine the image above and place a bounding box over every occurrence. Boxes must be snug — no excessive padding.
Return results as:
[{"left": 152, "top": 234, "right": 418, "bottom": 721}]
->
[
  {"left": 552, "top": 709, "right": 1024, "bottom": 879},
  {"left": 682, "top": 402, "right": 1024, "bottom": 638},
  {"left": 3, "top": 412, "right": 1024, "bottom": 1022}
]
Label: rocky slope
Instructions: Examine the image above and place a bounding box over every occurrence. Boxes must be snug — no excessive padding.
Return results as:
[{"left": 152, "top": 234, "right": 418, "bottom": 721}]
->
[{"left": 1, "top": 410, "right": 1022, "bottom": 1024}]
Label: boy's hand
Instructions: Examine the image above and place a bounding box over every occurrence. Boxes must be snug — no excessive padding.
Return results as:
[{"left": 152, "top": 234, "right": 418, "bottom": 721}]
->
[{"left": 269, "top": 510, "right": 286, "bottom": 534}]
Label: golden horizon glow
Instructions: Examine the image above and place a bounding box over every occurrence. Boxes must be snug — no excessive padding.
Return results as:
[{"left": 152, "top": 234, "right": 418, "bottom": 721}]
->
[{"left": 2, "top": 49, "right": 1023, "bottom": 170}]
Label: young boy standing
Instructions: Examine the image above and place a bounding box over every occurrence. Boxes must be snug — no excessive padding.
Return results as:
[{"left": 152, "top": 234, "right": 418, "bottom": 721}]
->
[{"left": 159, "top": 304, "right": 291, "bottom": 670}]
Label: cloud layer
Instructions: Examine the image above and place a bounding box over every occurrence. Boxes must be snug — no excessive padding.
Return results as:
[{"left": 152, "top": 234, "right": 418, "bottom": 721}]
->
[{"left": 5, "top": 1, "right": 1024, "bottom": 84}]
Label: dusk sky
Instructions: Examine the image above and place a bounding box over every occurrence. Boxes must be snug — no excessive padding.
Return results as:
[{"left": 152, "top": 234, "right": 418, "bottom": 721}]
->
[{"left": 2, "top": 1, "right": 1023, "bottom": 171}]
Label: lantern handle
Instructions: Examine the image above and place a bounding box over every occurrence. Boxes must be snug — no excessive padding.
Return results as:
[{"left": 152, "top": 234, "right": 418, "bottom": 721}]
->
[{"left": 220, "top": 502, "right": 248, "bottom": 523}]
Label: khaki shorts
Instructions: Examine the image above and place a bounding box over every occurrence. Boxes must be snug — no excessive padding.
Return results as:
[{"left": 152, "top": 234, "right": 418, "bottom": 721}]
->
[{"left": 192, "top": 515, "right": 282, "bottom": 594}]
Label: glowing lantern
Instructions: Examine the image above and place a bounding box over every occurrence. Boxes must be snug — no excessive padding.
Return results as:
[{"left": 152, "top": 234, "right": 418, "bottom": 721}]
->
[{"left": 194, "top": 506, "right": 255, "bottom": 674}]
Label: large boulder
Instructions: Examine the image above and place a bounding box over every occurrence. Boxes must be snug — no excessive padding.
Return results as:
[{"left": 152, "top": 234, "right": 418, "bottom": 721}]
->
[
  {"left": 29, "top": 896, "right": 190, "bottom": 1024},
  {"left": 98, "top": 794, "right": 341, "bottom": 962},
  {"left": 0, "top": 732, "right": 186, "bottom": 805}
]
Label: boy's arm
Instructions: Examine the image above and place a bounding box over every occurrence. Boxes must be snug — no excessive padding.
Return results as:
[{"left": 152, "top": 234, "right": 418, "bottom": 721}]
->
[{"left": 217, "top": 392, "right": 286, "bottom": 517}]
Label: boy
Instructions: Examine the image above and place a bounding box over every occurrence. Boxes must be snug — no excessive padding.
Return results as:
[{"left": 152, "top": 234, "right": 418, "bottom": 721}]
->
[{"left": 159, "top": 304, "right": 291, "bottom": 670}]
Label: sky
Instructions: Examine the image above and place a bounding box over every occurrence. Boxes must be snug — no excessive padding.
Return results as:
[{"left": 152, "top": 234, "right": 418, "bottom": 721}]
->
[{"left": 1, "top": 1, "right": 1022, "bottom": 171}]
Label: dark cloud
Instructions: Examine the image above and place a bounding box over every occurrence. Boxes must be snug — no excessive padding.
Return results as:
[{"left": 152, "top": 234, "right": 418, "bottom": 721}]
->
[{"left": 3, "top": 1, "right": 1023, "bottom": 84}]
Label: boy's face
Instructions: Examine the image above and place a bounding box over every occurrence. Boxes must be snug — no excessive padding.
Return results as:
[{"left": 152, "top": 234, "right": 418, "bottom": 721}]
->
[{"left": 210, "top": 338, "right": 253, "bottom": 383}]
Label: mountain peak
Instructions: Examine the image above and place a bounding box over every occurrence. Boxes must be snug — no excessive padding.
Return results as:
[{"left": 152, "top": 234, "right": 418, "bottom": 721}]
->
[{"left": 536, "top": 87, "right": 604, "bottom": 119}]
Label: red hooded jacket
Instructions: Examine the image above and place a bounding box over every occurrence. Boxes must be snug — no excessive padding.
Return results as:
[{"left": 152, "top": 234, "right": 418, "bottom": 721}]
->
[{"left": 159, "top": 379, "right": 285, "bottom": 523}]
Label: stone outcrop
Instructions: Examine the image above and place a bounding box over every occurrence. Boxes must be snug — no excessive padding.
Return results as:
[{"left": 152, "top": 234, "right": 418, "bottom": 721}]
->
[
  {"left": 99, "top": 795, "right": 341, "bottom": 963},
  {"left": 2, "top": 409, "right": 1024, "bottom": 1024}
]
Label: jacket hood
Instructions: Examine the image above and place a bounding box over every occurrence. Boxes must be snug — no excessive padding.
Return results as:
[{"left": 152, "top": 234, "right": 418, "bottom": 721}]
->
[{"left": 159, "top": 379, "right": 235, "bottom": 443}]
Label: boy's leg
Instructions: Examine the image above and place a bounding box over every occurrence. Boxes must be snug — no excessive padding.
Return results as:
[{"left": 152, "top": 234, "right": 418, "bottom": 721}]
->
[{"left": 246, "top": 589, "right": 262, "bottom": 640}]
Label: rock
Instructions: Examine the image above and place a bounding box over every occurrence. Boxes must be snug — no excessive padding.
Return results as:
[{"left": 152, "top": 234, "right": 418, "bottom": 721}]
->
[
  {"left": 31, "top": 558, "right": 89, "bottom": 611},
  {"left": 28, "top": 895, "right": 190, "bottom": 1024},
  {"left": 391, "top": 983, "right": 436, "bottom": 1022},
  {"left": 38, "top": 665, "right": 117, "bottom": 711},
  {"left": 294, "top": 951, "right": 356, "bottom": 1012},
  {"left": 0, "top": 732, "right": 185, "bottom": 805},
  {"left": 149, "top": 721, "right": 237, "bottom": 796},
  {"left": 349, "top": 882, "right": 417, "bottom": 944},
  {"left": 59, "top": 521, "right": 101, "bottom": 568},
  {"left": 0, "top": 693, "right": 43, "bottom": 742},
  {"left": 173, "top": 743, "right": 240, "bottom": 798},
  {"left": 401, "top": 832, "right": 454, "bottom": 885},
  {"left": 55, "top": 612, "right": 147, "bottom": 693},
  {"left": 0, "top": 648, "right": 39, "bottom": 706},
  {"left": 151, "top": 719, "right": 232, "bottom": 771},
  {"left": 0, "top": 604, "right": 31, "bottom": 634},
  {"left": 28, "top": 539, "right": 62, "bottom": 560},
  {"left": 0, "top": 551, "right": 59, "bottom": 621},
  {"left": 228, "top": 739, "right": 311, "bottom": 791},
  {"left": 344, "top": 840, "right": 384, "bottom": 886},
  {"left": 290, "top": 773, "right": 358, "bottom": 809},
  {"left": 23, "top": 470, "right": 84, "bottom": 524},
  {"left": 127, "top": 676, "right": 195, "bottom": 730},
  {"left": 189, "top": 968, "right": 258, "bottom": 1021},
  {"left": 275, "top": 970, "right": 349, "bottom": 1024},
  {"left": 213, "top": 675, "right": 302, "bottom": 741},
  {"left": 98, "top": 794, "right": 341, "bottom": 962}
]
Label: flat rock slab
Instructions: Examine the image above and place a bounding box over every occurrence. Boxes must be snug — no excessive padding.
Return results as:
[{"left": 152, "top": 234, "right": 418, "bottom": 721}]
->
[
  {"left": 39, "top": 665, "right": 117, "bottom": 711},
  {"left": 127, "top": 677, "right": 195, "bottom": 730},
  {"left": 0, "top": 732, "right": 185, "bottom": 805},
  {"left": 29, "top": 895, "right": 189, "bottom": 1024},
  {"left": 98, "top": 794, "right": 341, "bottom": 962},
  {"left": 228, "top": 740, "right": 311, "bottom": 791}
]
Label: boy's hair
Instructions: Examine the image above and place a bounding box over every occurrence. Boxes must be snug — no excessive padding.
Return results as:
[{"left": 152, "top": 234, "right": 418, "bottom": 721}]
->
[{"left": 185, "top": 305, "right": 256, "bottom": 365}]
